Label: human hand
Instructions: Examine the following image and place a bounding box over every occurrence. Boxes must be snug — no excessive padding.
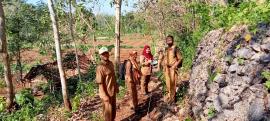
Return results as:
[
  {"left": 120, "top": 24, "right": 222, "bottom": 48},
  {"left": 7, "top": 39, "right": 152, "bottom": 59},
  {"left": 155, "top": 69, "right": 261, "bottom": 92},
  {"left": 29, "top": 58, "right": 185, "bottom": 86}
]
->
[{"left": 103, "top": 96, "right": 109, "bottom": 101}]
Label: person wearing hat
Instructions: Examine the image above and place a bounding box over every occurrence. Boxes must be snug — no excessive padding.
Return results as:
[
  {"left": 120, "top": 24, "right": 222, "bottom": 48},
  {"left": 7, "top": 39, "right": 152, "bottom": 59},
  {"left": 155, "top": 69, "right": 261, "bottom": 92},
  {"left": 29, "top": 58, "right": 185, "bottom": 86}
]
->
[
  {"left": 125, "top": 51, "right": 140, "bottom": 112},
  {"left": 96, "top": 47, "right": 119, "bottom": 121},
  {"left": 159, "top": 35, "right": 182, "bottom": 104}
]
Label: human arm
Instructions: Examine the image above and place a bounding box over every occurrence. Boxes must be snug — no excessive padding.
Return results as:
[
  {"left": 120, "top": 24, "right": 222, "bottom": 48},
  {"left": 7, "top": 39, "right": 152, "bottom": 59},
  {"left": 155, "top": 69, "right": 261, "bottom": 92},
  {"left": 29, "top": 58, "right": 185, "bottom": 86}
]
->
[
  {"left": 125, "top": 61, "right": 133, "bottom": 82},
  {"left": 96, "top": 66, "right": 110, "bottom": 101},
  {"left": 171, "top": 48, "right": 182, "bottom": 69},
  {"left": 157, "top": 52, "right": 164, "bottom": 71},
  {"left": 140, "top": 55, "right": 151, "bottom": 66}
]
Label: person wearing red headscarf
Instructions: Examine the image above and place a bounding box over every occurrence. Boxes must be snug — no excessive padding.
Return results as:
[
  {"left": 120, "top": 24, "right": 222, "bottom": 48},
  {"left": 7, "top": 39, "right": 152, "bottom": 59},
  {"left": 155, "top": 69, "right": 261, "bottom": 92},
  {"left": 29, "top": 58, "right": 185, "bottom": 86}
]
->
[{"left": 140, "top": 45, "right": 153, "bottom": 95}]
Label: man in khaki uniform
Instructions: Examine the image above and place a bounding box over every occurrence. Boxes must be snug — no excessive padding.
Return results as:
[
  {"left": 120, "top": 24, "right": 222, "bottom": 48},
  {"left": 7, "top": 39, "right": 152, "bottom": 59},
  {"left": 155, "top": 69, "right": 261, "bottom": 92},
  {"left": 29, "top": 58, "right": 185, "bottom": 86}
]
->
[
  {"left": 159, "top": 35, "right": 182, "bottom": 103},
  {"left": 125, "top": 51, "right": 139, "bottom": 112},
  {"left": 96, "top": 47, "right": 119, "bottom": 121}
]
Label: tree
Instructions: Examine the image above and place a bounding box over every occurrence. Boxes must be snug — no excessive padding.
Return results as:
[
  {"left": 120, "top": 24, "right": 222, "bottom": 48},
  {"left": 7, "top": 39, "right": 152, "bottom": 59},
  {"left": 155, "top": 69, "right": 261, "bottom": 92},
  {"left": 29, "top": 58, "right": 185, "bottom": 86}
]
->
[
  {"left": 68, "top": 0, "right": 81, "bottom": 81},
  {"left": 47, "top": 0, "right": 72, "bottom": 111},
  {"left": 0, "top": 0, "right": 14, "bottom": 110},
  {"left": 114, "top": 0, "right": 122, "bottom": 78}
]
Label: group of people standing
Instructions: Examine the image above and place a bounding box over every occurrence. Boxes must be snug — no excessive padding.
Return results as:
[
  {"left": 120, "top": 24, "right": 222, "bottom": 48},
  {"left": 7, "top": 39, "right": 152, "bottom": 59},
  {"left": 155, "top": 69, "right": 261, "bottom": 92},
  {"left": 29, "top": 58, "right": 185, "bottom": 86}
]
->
[{"left": 95, "top": 35, "right": 182, "bottom": 121}]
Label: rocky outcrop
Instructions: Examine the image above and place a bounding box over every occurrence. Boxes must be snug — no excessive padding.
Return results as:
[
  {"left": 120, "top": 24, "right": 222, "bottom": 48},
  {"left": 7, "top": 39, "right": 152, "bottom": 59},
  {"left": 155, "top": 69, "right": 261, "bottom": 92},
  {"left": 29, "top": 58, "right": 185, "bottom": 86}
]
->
[{"left": 189, "top": 24, "right": 270, "bottom": 121}]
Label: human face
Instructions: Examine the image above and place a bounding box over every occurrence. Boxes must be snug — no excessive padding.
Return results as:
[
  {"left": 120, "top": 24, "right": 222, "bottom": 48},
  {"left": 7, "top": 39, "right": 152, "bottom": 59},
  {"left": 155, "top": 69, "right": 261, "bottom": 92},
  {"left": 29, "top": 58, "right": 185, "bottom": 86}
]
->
[
  {"left": 100, "top": 52, "right": 109, "bottom": 61},
  {"left": 166, "top": 37, "right": 173, "bottom": 47},
  {"left": 146, "top": 48, "right": 151, "bottom": 54}
]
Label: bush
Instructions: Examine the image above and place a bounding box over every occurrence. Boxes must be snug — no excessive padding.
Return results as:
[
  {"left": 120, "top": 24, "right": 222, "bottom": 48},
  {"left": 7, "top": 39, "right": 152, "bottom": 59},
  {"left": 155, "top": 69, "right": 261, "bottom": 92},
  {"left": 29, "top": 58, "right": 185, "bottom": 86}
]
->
[
  {"left": 0, "top": 97, "right": 6, "bottom": 112},
  {"left": 169, "top": 2, "right": 270, "bottom": 71},
  {"left": 262, "top": 71, "right": 270, "bottom": 90},
  {"left": 0, "top": 64, "right": 4, "bottom": 78},
  {"left": 0, "top": 87, "right": 64, "bottom": 121}
]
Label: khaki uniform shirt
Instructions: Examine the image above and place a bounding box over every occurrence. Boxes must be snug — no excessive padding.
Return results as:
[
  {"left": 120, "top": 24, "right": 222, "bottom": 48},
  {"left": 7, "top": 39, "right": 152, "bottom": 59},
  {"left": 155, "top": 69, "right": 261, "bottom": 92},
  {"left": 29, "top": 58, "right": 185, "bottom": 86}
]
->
[
  {"left": 161, "top": 45, "right": 182, "bottom": 67},
  {"left": 96, "top": 61, "right": 117, "bottom": 98},
  {"left": 140, "top": 55, "right": 152, "bottom": 75}
]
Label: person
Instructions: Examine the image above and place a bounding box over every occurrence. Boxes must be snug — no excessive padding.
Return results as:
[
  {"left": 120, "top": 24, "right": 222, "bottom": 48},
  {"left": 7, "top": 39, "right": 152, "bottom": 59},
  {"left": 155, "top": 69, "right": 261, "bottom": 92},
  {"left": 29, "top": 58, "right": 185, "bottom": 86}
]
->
[
  {"left": 140, "top": 45, "right": 153, "bottom": 95},
  {"left": 125, "top": 51, "right": 140, "bottom": 112},
  {"left": 96, "top": 47, "right": 119, "bottom": 121},
  {"left": 160, "top": 35, "right": 182, "bottom": 104}
]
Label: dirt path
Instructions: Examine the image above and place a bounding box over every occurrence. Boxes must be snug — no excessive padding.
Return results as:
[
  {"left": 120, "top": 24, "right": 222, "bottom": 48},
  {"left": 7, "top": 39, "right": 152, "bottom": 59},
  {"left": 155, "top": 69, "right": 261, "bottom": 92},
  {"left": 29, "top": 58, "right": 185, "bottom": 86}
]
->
[{"left": 70, "top": 75, "right": 181, "bottom": 121}]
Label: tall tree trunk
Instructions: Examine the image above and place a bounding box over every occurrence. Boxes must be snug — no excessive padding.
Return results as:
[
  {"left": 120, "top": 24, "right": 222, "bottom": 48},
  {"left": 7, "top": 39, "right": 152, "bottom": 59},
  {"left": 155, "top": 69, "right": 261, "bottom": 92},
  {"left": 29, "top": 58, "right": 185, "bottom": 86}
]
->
[
  {"left": 47, "top": 0, "right": 72, "bottom": 111},
  {"left": 68, "top": 0, "right": 81, "bottom": 81},
  {"left": 114, "top": 0, "right": 122, "bottom": 78},
  {"left": 0, "top": 0, "right": 14, "bottom": 110}
]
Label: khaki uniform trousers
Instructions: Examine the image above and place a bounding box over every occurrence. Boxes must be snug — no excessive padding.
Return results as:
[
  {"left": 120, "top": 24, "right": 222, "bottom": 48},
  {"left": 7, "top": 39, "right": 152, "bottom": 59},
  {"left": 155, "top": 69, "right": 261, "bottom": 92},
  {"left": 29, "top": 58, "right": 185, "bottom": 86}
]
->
[
  {"left": 164, "top": 67, "right": 177, "bottom": 103},
  {"left": 102, "top": 95, "right": 116, "bottom": 121}
]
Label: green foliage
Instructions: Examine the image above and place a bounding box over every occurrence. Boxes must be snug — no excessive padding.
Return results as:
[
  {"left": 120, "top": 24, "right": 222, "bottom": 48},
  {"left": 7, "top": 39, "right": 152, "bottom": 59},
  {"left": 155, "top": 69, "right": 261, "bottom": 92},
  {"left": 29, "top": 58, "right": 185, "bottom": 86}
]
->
[
  {"left": 154, "top": 71, "right": 166, "bottom": 95},
  {"left": 72, "top": 64, "right": 98, "bottom": 111},
  {"left": 262, "top": 71, "right": 270, "bottom": 90},
  {"left": 1, "top": 88, "right": 54, "bottom": 120},
  {"left": 175, "top": 83, "right": 189, "bottom": 104},
  {"left": 169, "top": 1, "right": 270, "bottom": 71},
  {"left": 208, "top": 106, "right": 217, "bottom": 119},
  {"left": 237, "top": 58, "right": 245, "bottom": 65},
  {"left": 0, "top": 64, "right": 4, "bottom": 79},
  {"left": 90, "top": 112, "right": 104, "bottom": 121},
  {"left": 117, "top": 80, "right": 126, "bottom": 99},
  {"left": 77, "top": 44, "right": 93, "bottom": 54},
  {"left": 120, "top": 45, "right": 134, "bottom": 49},
  {"left": 0, "top": 97, "right": 6, "bottom": 112},
  {"left": 15, "top": 88, "right": 35, "bottom": 106},
  {"left": 184, "top": 117, "right": 192, "bottom": 121}
]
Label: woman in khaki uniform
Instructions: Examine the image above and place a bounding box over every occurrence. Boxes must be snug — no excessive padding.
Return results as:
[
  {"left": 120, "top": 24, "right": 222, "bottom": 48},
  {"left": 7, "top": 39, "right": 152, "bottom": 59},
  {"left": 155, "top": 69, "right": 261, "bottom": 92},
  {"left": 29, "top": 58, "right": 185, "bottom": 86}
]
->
[
  {"left": 125, "top": 51, "right": 140, "bottom": 112},
  {"left": 140, "top": 45, "right": 153, "bottom": 95},
  {"left": 96, "top": 47, "right": 119, "bottom": 121}
]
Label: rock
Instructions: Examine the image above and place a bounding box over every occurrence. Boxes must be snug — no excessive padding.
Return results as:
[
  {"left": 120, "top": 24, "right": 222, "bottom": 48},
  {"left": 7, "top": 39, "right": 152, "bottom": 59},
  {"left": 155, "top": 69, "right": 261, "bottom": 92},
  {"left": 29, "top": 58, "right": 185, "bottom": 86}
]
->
[
  {"left": 248, "top": 99, "right": 266, "bottom": 121},
  {"left": 261, "top": 43, "right": 270, "bottom": 53},
  {"left": 218, "top": 93, "right": 230, "bottom": 108},
  {"left": 242, "top": 76, "right": 252, "bottom": 85},
  {"left": 228, "top": 64, "right": 238, "bottom": 73},
  {"left": 237, "top": 48, "right": 254, "bottom": 59},
  {"left": 214, "top": 74, "right": 228, "bottom": 88},
  {"left": 189, "top": 25, "right": 270, "bottom": 121},
  {"left": 251, "top": 52, "right": 264, "bottom": 61},
  {"left": 262, "top": 37, "right": 270, "bottom": 44},
  {"left": 260, "top": 54, "right": 270, "bottom": 63},
  {"left": 213, "top": 97, "right": 222, "bottom": 112},
  {"left": 224, "top": 55, "right": 233, "bottom": 64},
  {"left": 251, "top": 44, "right": 261, "bottom": 52}
]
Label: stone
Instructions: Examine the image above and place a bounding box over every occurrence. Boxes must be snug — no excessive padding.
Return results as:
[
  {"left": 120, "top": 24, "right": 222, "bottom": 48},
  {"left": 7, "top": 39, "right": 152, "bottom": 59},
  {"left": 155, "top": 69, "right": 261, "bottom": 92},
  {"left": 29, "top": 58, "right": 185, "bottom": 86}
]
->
[
  {"left": 237, "top": 48, "right": 254, "bottom": 59},
  {"left": 262, "top": 37, "right": 270, "bottom": 44},
  {"left": 251, "top": 52, "right": 264, "bottom": 61},
  {"left": 261, "top": 43, "right": 270, "bottom": 53},
  {"left": 248, "top": 99, "right": 266, "bottom": 121},
  {"left": 224, "top": 55, "right": 233, "bottom": 64},
  {"left": 218, "top": 93, "right": 230, "bottom": 108},
  {"left": 242, "top": 76, "right": 252, "bottom": 85},
  {"left": 260, "top": 54, "right": 270, "bottom": 63},
  {"left": 251, "top": 43, "right": 261, "bottom": 52},
  {"left": 228, "top": 64, "right": 238, "bottom": 73},
  {"left": 213, "top": 97, "right": 223, "bottom": 112},
  {"left": 214, "top": 74, "right": 228, "bottom": 88}
]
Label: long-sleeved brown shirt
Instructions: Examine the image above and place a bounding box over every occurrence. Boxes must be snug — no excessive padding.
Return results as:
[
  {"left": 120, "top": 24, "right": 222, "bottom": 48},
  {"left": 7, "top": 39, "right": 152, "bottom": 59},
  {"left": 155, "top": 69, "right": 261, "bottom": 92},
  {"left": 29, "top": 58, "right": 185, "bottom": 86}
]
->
[
  {"left": 160, "top": 45, "right": 182, "bottom": 67},
  {"left": 96, "top": 60, "right": 118, "bottom": 99}
]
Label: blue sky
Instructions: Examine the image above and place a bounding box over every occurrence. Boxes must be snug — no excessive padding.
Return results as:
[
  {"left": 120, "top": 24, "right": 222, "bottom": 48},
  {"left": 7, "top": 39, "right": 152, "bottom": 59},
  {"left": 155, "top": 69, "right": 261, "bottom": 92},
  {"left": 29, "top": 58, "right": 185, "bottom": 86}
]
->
[{"left": 26, "top": 0, "right": 137, "bottom": 15}]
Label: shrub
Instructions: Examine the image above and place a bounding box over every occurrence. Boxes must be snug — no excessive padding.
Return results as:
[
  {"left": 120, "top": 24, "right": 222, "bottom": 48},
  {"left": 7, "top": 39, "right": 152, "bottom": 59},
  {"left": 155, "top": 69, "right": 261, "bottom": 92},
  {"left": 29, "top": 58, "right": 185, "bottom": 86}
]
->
[{"left": 262, "top": 71, "right": 270, "bottom": 90}]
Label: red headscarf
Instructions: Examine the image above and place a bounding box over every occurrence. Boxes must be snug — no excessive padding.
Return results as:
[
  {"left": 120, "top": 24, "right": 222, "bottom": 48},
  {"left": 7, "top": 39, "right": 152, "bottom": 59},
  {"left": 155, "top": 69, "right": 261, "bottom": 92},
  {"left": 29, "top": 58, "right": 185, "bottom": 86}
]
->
[{"left": 142, "top": 45, "right": 153, "bottom": 60}]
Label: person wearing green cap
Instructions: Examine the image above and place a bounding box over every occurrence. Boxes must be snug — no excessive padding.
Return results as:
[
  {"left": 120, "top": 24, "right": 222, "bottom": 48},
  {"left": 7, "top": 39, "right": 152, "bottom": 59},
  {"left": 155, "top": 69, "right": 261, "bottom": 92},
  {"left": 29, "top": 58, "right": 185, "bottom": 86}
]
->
[{"left": 96, "top": 47, "right": 119, "bottom": 121}]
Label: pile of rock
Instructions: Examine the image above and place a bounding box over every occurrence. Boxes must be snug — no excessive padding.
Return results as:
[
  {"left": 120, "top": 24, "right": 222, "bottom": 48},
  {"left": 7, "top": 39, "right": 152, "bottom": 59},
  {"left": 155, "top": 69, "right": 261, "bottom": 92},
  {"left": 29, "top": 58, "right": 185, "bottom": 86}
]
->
[{"left": 188, "top": 24, "right": 270, "bottom": 121}]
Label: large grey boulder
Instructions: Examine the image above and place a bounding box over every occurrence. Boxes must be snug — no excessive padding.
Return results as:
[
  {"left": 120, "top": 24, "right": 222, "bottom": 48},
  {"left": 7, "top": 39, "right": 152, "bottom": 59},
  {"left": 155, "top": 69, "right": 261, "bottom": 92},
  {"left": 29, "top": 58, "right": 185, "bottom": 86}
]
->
[{"left": 188, "top": 25, "right": 270, "bottom": 121}]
